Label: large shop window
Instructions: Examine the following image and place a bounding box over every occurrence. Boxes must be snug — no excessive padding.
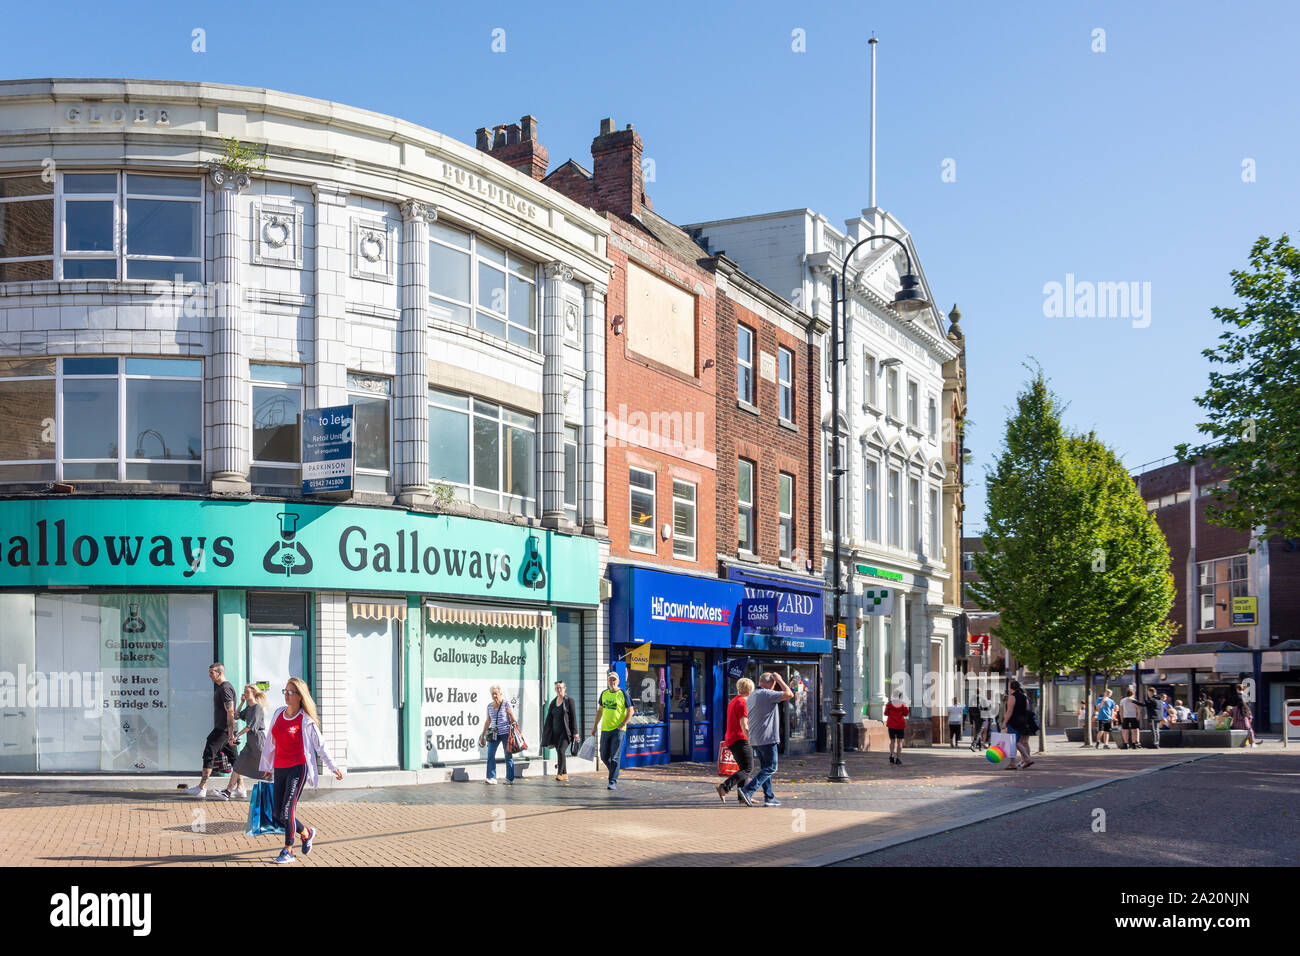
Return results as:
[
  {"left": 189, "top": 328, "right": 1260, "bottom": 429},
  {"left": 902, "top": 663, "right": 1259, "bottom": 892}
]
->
[
  {"left": 0, "top": 175, "right": 55, "bottom": 281},
  {"left": 726, "top": 659, "right": 818, "bottom": 748},
  {"left": 250, "top": 364, "right": 304, "bottom": 487},
  {"left": 555, "top": 611, "right": 585, "bottom": 730},
  {"left": 58, "top": 173, "right": 203, "bottom": 282},
  {"left": 347, "top": 373, "right": 392, "bottom": 494},
  {"left": 626, "top": 648, "right": 668, "bottom": 725},
  {"left": 0, "top": 356, "right": 202, "bottom": 483},
  {"left": 0, "top": 592, "right": 213, "bottom": 772},
  {"left": 427, "top": 388, "right": 537, "bottom": 515},
  {"left": 346, "top": 601, "right": 401, "bottom": 770},
  {"left": 422, "top": 619, "right": 540, "bottom": 766},
  {"left": 428, "top": 221, "right": 538, "bottom": 350}
]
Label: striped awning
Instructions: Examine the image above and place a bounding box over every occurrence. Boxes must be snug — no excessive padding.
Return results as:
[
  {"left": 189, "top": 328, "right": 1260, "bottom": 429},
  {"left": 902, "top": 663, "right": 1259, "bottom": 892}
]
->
[
  {"left": 350, "top": 601, "right": 408, "bottom": 622},
  {"left": 425, "top": 602, "right": 553, "bottom": 630}
]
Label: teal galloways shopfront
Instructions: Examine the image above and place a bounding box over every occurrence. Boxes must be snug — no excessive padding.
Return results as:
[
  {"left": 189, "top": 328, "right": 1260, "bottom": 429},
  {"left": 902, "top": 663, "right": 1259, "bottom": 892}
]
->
[{"left": 0, "top": 497, "right": 598, "bottom": 775}]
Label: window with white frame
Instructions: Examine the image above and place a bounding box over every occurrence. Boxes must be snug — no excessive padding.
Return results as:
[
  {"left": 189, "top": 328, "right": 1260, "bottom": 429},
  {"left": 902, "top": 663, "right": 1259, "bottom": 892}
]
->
[
  {"left": 0, "top": 356, "right": 202, "bottom": 483},
  {"left": 250, "top": 364, "right": 304, "bottom": 487},
  {"left": 777, "top": 346, "right": 794, "bottom": 421},
  {"left": 564, "top": 424, "right": 580, "bottom": 524},
  {"left": 779, "top": 472, "right": 794, "bottom": 559},
  {"left": 887, "top": 467, "right": 902, "bottom": 547},
  {"left": 0, "top": 175, "right": 54, "bottom": 281},
  {"left": 629, "top": 468, "right": 656, "bottom": 553},
  {"left": 58, "top": 173, "right": 203, "bottom": 282},
  {"left": 823, "top": 438, "right": 833, "bottom": 533},
  {"left": 427, "top": 387, "right": 537, "bottom": 514},
  {"left": 428, "top": 220, "right": 538, "bottom": 350},
  {"left": 863, "top": 456, "right": 879, "bottom": 542},
  {"left": 347, "top": 372, "right": 391, "bottom": 494},
  {"left": 907, "top": 380, "right": 919, "bottom": 429},
  {"left": 738, "top": 459, "right": 755, "bottom": 553},
  {"left": 928, "top": 396, "right": 938, "bottom": 439},
  {"left": 672, "top": 479, "right": 696, "bottom": 560},
  {"left": 1196, "top": 554, "right": 1250, "bottom": 631},
  {"left": 886, "top": 367, "right": 899, "bottom": 419},
  {"left": 862, "top": 349, "right": 876, "bottom": 406},
  {"left": 909, "top": 476, "right": 921, "bottom": 551},
  {"left": 929, "top": 487, "right": 941, "bottom": 558},
  {"left": 737, "top": 324, "right": 754, "bottom": 404}
]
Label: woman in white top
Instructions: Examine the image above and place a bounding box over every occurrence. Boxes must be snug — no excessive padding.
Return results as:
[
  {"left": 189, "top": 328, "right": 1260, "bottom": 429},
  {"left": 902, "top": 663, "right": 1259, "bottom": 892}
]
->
[{"left": 946, "top": 698, "right": 964, "bottom": 747}]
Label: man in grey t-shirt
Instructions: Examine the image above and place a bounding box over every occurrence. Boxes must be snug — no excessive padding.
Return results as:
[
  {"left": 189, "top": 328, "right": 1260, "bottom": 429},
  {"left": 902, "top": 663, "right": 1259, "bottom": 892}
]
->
[{"left": 740, "top": 672, "right": 793, "bottom": 806}]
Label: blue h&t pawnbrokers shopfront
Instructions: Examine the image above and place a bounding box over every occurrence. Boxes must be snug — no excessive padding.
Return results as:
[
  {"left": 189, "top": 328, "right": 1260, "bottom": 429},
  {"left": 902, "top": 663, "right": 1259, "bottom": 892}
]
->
[{"left": 608, "top": 565, "right": 829, "bottom": 767}]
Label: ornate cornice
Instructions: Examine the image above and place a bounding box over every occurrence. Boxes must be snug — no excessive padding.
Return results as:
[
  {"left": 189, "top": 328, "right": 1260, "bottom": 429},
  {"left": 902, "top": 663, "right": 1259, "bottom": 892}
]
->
[{"left": 400, "top": 199, "right": 437, "bottom": 224}]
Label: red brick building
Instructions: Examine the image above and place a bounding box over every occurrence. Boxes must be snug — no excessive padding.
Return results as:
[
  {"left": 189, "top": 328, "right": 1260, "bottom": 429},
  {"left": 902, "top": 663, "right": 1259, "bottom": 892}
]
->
[{"left": 1135, "top": 458, "right": 1300, "bottom": 732}]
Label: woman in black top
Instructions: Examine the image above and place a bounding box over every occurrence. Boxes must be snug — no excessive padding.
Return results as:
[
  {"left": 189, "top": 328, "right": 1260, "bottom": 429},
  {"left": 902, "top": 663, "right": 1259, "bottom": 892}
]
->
[
  {"left": 541, "top": 681, "right": 579, "bottom": 780},
  {"left": 1004, "top": 679, "right": 1034, "bottom": 770}
]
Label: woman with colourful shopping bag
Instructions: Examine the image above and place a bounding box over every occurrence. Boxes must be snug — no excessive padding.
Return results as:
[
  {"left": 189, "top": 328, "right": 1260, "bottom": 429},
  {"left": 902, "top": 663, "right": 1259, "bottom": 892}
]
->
[
  {"left": 259, "top": 677, "right": 343, "bottom": 864},
  {"left": 1003, "top": 679, "right": 1034, "bottom": 770}
]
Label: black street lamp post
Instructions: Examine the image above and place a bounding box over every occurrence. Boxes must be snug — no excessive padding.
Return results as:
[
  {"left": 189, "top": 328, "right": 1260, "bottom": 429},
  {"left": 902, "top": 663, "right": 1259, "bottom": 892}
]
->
[{"left": 828, "top": 234, "right": 930, "bottom": 784}]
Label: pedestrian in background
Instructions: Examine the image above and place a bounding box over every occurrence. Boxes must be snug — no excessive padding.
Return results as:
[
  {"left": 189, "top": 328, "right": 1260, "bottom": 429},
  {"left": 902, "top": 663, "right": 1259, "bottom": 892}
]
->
[
  {"left": 968, "top": 692, "right": 987, "bottom": 752},
  {"left": 219, "top": 683, "right": 267, "bottom": 800},
  {"left": 740, "top": 672, "right": 793, "bottom": 807},
  {"left": 259, "top": 676, "right": 343, "bottom": 864},
  {"left": 479, "top": 685, "right": 519, "bottom": 785},
  {"left": 1004, "top": 679, "right": 1034, "bottom": 769},
  {"left": 592, "top": 672, "right": 632, "bottom": 791},
  {"left": 183, "top": 663, "right": 238, "bottom": 799},
  {"left": 541, "top": 681, "right": 578, "bottom": 781},
  {"left": 717, "top": 678, "right": 754, "bottom": 805},
  {"left": 1095, "top": 688, "right": 1117, "bottom": 749},
  {"left": 1118, "top": 686, "right": 1141, "bottom": 749},
  {"left": 885, "top": 691, "right": 909, "bottom": 765},
  {"left": 947, "top": 697, "right": 964, "bottom": 747},
  {"left": 1143, "top": 688, "right": 1162, "bottom": 749},
  {"left": 1197, "top": 696, "right": 1215, "bottom": 730}
]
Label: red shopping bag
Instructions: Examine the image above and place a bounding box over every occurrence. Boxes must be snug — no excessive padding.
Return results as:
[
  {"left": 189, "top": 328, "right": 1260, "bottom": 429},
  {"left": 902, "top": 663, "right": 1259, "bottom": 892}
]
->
[{"left": 718, "top": 743, "right": 739, "bottom": 776}]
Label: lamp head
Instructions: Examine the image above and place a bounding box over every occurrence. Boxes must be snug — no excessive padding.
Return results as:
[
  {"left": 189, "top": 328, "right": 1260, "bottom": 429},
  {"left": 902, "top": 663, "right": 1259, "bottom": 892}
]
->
[{"left": 892, "top": 273, "right": 930, "bottom": 314}]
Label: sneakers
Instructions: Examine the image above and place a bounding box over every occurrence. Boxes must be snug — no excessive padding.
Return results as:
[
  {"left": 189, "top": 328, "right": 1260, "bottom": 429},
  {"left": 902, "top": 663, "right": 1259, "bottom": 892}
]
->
[
  {"left": 607, "top": 782, "right": 617, "bottom": 791},
  {"left": 715, "top": 783, "right": 727, "bottom": 803},
  {"left": 737, "top": 788, "right": 754, "bottom": 807},
  {"left": 301, "top": 826, "right": 316, "bottom": 855},
  {"left": 764, "top": 798, "right": 782, "bottom": 808},
  {"left": 273, "top": 848, "right": 295, "bottom": 864},
  {"left": 556, "top": 774, "right": 568, "bottom": 781},
  {"left": 231, "top": 787, "right": 247, "bottom": 800},
  {"left": 215, "top": 788, "right": 231, "bottom": 801},
  {"left": 183, "top": 785, "right": 206, "bottom": 798},
  {"left": 485, "top": 778, "right": 497, "bottom": 785}
]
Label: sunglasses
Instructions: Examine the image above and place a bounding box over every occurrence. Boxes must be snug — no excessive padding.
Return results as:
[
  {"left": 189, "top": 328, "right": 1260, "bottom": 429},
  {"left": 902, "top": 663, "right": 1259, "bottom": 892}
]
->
[{"left": 282, "top": 688, "right": 300, "bottom": 696}]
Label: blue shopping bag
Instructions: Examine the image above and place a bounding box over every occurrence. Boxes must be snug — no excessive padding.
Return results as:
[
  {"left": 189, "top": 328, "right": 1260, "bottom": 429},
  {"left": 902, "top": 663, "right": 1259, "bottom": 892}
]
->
[{"left": 245, "top": 780, "right": 284, "bottom": 836}]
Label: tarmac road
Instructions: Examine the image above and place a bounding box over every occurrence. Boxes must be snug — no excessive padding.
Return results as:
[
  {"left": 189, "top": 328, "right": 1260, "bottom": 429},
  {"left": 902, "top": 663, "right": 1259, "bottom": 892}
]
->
[{"left": 834, "top": 751, "right": 1298, "bottom": 866}]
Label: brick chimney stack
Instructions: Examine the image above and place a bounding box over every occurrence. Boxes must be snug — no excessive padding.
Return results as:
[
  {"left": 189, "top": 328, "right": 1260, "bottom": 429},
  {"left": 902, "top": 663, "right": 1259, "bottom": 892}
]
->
[
  {"left": 474, "top": 114, "right": 549, "bottom": 181},
  {"left": 591, "top": 118, "right": 648, "bottom": 220}
]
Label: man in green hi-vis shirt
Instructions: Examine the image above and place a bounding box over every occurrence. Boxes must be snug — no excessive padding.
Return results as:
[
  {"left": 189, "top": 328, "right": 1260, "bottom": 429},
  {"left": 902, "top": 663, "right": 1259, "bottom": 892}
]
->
[{"left": 592, "top": 671, "right": 633, "bottom": 791}]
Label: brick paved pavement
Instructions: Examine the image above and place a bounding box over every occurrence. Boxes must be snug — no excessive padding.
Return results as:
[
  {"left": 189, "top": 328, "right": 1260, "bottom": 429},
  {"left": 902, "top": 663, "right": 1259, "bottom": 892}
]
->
[{"left": 0, "top": 736, "right": 1272, "bottom": 867}]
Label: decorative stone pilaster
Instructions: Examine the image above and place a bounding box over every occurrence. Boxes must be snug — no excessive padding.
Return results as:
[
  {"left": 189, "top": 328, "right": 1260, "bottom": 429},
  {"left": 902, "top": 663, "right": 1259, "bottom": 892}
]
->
[
  {"left": 540, "top": 261, "right": 573, "bottom": 527},
  {"left": 311, "top": 184, "right": 351, "bottom": 420},
  {"left": 582, "top": 283, "right": 607, "bottom": 535},
  {"left": 209, "top": 167, "right": 251, "bottom": 494},
  {"left": 396, "top": 199, "right": 434, "bottom": 508}
]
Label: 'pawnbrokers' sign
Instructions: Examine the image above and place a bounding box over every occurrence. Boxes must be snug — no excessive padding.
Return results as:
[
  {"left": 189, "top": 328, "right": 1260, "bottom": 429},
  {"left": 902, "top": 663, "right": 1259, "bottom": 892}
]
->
[
  {"left": 302, "top": 404, "right": 354, "bottom": 495},
  {"left": 0, "top": 499, "right": 597, "bottom": 605}
]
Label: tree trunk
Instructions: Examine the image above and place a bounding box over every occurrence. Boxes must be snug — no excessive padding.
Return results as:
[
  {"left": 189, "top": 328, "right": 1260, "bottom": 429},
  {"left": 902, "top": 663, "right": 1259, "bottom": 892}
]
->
[{"left": 1084, "top": 668, "right": 1094, "bottom": 746}]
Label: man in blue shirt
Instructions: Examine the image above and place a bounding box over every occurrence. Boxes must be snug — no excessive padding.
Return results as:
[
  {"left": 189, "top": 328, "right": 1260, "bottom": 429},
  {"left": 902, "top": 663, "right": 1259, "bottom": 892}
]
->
[{"left": 1094, "top": 688, "right": 1118, "bottom": 749}]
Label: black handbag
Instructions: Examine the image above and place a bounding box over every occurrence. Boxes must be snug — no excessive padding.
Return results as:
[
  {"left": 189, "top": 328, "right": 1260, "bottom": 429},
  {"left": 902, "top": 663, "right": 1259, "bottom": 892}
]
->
[{"left": 569, "top": 736, "right": 581, "bottom": 757}]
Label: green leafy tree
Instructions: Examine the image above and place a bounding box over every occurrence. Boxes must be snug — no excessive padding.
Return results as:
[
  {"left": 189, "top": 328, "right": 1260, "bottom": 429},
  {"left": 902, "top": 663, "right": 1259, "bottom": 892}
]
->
[
  {"left": 1178, "top": 234, "right": 1300, "bottom": 537},
  {"left": 967, "top": 372, "right": 1087, "bottom": 753},
  {"left": 1065, "top": 434, "right": 1177, "bottom": 744}
]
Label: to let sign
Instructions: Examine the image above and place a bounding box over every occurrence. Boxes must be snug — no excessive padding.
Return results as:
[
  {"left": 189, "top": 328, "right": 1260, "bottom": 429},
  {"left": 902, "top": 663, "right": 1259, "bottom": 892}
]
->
[
  {"left": 302, "top": 405, "right": 355, "bottom": 495},
  {"left": 1231, "top": 596, "right": 1258, "bottom": 626}
]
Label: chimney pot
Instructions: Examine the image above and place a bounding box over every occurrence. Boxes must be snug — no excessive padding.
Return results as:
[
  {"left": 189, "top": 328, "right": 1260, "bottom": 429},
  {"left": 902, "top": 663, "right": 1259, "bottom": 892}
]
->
[
  {"left": 476, "top": 127, "right": 492, "bottom": 151},
  {"left": 493, "top": 127, "right": 507, "bottom": 150},
  {"left": 599, "top": 117, "right": 615, "bottom": 135},
  {"left": 520, "top": 115, "right": 538, "bottom": 141},
  {"left": 506, "top": 123, "right": 521, "bottom": 146}
]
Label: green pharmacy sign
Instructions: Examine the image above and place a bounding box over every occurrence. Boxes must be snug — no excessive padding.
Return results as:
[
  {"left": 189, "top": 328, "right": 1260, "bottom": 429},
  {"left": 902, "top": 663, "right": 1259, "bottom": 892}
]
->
[
  {"left": 861, "top": 587, "right": 895, "bottom": 616},
  {"left": 0, "top": 498, "right": 597, "bottom": 605}
]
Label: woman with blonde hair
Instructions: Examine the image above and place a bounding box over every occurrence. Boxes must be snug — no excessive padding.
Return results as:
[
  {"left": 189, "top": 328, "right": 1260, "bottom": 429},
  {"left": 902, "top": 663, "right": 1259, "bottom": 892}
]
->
[
  {"left": 218, "top": 684, "right": 268, "bottom": 801},
  {"left": 259, "top": 676, "right": 343, "bottom": 864}
]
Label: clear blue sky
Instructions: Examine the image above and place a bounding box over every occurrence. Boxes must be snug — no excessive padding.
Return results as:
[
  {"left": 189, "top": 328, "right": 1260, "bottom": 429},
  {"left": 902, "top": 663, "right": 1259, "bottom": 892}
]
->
[{"left": 5, "top": 0, "right": 1297, "bottom": 530}]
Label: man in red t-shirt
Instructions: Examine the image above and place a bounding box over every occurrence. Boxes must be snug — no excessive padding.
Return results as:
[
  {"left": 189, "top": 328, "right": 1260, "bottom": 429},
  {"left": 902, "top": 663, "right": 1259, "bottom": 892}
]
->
[
  {"left": 716, "top": 678, "right": 755, "bottom": 806},
  {"left": 884, "top": 691, "right": 910, "bottom": 766}
]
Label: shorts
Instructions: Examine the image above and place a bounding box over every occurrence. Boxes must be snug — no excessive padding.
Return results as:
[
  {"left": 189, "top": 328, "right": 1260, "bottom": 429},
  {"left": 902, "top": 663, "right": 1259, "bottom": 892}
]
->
[
  {"left": 1097, "top": 720, "right": 1113, "bottom": 732},
  {"left": 888, "top": 727, "right": 905, "bottom": 740},
  {"left": 1121, "top": 717, "right": 1140, "bottom": 730}
]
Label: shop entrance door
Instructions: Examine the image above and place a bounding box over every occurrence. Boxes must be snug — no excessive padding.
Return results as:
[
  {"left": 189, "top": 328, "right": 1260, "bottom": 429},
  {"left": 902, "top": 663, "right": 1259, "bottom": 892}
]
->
[
  {"left": 669, "top": 657, "right": 691, "bottom": 760},
  {"left": 248, "top": 629, "right": 307, "bottom": 699}
]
